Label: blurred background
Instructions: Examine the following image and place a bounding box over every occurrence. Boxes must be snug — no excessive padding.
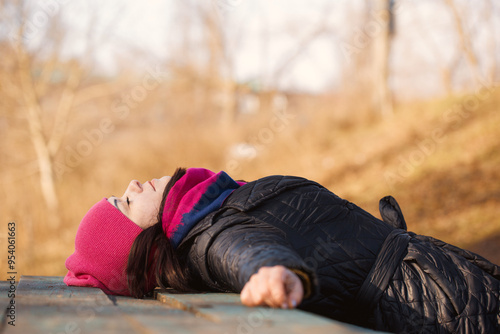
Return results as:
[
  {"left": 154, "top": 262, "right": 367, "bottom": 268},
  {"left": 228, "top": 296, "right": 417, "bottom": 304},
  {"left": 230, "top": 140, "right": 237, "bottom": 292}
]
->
[{"left": 1, "top": 0, "right": 499, "bottom": 277}]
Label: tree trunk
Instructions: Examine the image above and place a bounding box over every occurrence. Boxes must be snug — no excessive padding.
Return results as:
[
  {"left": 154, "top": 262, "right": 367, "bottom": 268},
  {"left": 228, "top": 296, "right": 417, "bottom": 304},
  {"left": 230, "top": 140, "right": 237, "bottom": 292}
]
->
[
  {"left": 15, "top": 39, "right": 60, "bottom": 220},
  {"left": 30, "top": 118, "right": 59, "bottom": 214},
  {"left": 444, "top": 0, "right": 482, "bottom": 87},
  {"left": 372, "top": 0, "right": 393, "bottom": 117}
]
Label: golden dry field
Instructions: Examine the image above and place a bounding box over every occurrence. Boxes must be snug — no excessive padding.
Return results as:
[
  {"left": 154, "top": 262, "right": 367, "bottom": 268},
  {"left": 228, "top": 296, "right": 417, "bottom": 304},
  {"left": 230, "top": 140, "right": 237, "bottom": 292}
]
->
[{"left": 1, "top": 85, "right": 499, "bottom": 277}]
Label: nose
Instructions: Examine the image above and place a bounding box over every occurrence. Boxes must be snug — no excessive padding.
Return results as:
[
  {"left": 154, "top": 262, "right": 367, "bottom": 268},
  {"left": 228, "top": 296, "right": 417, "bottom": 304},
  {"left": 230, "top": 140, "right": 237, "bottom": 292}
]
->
[{"left": 127, "top": 180, "right": 143, "bottom": 193}]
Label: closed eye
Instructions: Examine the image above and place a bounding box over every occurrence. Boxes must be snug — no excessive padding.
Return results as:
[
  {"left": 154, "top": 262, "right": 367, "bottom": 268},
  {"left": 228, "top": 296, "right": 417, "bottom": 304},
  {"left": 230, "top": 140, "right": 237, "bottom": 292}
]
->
[
  {"left": 112, "top": 197, "right": 120, "bottom": 211},
  {"left": 111, "top": 196, "right": 126, "bottom": 213}
]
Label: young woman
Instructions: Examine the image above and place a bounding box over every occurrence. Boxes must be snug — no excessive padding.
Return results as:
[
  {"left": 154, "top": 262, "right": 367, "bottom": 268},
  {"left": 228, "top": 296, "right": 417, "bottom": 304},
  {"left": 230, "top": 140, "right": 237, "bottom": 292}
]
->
[{"left": 65, "top": 167, "right": 500, "bottom": 333}]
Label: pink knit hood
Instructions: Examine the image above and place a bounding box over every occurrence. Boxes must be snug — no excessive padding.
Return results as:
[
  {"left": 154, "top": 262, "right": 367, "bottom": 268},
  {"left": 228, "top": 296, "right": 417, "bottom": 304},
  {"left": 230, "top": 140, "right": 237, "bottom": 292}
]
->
[{"left": 64, "top": 198, "right": 143, "bottom": 296}]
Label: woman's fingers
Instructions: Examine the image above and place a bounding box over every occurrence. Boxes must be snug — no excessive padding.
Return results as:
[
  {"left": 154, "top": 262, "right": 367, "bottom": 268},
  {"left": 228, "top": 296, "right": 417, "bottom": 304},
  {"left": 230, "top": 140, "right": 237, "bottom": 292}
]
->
[
  {"left": 283, "top": 269, "right": 303, "bottom": 308},
  {"left": 267, "top": 268, "right": 288, "bottom": 307},
  {"left": 240, "top": 283, "right": 256, "bottom": 306},
  {"left": 240, "top": 265, "right": 304, "bottom": 309},
  {"left": 241, "top": 268, "right": 275, "bottom": 306}
]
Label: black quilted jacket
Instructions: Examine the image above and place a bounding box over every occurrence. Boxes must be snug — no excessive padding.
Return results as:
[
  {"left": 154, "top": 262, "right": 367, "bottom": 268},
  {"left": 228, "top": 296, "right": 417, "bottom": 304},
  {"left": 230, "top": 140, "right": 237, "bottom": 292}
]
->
[{"left": 177, "top": 175, "right": 500, "bottom": 333}]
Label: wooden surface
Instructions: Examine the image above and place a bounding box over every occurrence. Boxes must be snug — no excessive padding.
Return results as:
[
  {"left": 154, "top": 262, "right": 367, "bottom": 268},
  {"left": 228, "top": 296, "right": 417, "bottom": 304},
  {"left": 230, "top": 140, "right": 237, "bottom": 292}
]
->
[{"left": 0, "top": 276, "right": 381, "bottom": 333}]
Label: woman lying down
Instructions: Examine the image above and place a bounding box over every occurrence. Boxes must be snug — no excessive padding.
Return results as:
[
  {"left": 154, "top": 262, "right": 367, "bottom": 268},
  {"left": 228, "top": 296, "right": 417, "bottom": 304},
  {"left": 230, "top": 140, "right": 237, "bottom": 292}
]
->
[{"left": 64, "top": 167, "right": 500, "bottom": 333}]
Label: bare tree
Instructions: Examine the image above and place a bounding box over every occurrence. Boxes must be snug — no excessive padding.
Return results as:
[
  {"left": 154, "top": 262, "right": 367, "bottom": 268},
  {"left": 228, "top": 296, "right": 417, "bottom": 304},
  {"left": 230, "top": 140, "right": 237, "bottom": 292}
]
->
[
  {"left": 443, "top": 0, "right": 483, "bottom": 87},
  {"left": 170, "top": 0, "right": 239, "bottom": 125},
  {"left": 176, "top": 1, "right": 336, "bottom": 123},
  {"left": 409, "top": 0, "right": 462, "bottom": 95},
  {"left": 202, "top": 2, "right": 237, "bottom": 125},
  {"left": 3, "top": 3, "right": 64, "bottom": 216},
  {"left": 271, "top": 15, "right": 332, "bottom": 87},
  {"left": 0, "top": 1, "right": 120, "bottom": 224},
  {"left": 372, "top": 0, "right": 394, "bottom": 117},
  {"left": 484, "top": 0, "right": 498, "bottom": 84},
  {"left": 337, "top": 1, "right": 394, "bottom": 116}
]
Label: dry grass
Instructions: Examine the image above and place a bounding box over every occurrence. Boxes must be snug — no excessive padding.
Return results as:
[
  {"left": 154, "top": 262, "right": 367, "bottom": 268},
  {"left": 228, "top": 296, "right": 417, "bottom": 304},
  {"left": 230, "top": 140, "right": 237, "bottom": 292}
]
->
[{"left": 1, "top": 86, "right": 500, "bottom": 278}]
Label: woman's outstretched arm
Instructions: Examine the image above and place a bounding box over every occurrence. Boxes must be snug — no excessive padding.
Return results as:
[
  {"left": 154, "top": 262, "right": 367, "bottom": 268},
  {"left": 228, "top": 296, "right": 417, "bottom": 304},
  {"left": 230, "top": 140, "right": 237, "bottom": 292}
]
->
[{"left": 191, "top": 217, "right": 316, "bottom": 309}]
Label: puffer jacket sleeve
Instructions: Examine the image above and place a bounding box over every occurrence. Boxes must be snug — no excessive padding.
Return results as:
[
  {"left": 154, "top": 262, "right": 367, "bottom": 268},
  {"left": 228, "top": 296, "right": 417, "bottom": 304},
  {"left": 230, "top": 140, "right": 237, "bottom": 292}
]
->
[{"left": 188, "top": 212, "right": 317, "bottom": 296}]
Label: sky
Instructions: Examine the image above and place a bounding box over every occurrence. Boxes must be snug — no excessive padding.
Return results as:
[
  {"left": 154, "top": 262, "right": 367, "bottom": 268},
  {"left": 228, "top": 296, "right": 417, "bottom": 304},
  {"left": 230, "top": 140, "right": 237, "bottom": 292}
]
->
[
  {"left": 15, "top": 0, "right": 499, "bottom": 96},
  {"left": 55, "top": 0, "right": 346, "bottom": 92}
]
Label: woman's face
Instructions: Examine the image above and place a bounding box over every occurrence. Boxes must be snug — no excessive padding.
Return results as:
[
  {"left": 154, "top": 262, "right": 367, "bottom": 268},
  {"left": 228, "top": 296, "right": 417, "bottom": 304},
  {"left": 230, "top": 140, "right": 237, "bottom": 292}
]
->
[{"left": 108, "top": 176, "right": 171, "bottom": 229}]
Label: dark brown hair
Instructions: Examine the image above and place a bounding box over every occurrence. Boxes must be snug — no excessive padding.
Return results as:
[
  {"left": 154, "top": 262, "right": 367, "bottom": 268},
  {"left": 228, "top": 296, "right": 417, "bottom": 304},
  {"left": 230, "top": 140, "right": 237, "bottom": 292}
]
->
[{"left": 126, "top": 167, "right": 195, "bottom": 298}]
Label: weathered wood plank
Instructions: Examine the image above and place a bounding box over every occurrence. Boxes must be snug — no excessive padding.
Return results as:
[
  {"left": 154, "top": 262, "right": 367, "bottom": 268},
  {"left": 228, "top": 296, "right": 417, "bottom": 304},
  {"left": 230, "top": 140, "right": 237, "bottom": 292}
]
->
[
  {"left": 2, "top": 276, "right": 384, "bottom": 333},
  {"left": 3, "top": 304, "right": 138, "bottom": 334},
  {"left": 0, "top": 281, "right": 16, "bottom": 330},
  {"left": 2, "top": 276, "right": 227, "bottom": 334},
  {"left": 2, "top": 276, "right": 133, "bottom": 333},
  {"left": 112, "top": 296, "right": 218, "bottom": 334},
  {"left": 14, "top": 275, "right": 110, "bottom": 305},
  {"left": 156, "top": 291, "right": 381, "bottom": 333}
]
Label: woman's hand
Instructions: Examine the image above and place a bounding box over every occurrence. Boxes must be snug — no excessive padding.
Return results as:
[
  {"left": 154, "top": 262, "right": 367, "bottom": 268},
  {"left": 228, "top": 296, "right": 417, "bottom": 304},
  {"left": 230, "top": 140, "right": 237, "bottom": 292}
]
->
[{"left": 240, "top": 265, "right": 304, "bottom": 309}]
